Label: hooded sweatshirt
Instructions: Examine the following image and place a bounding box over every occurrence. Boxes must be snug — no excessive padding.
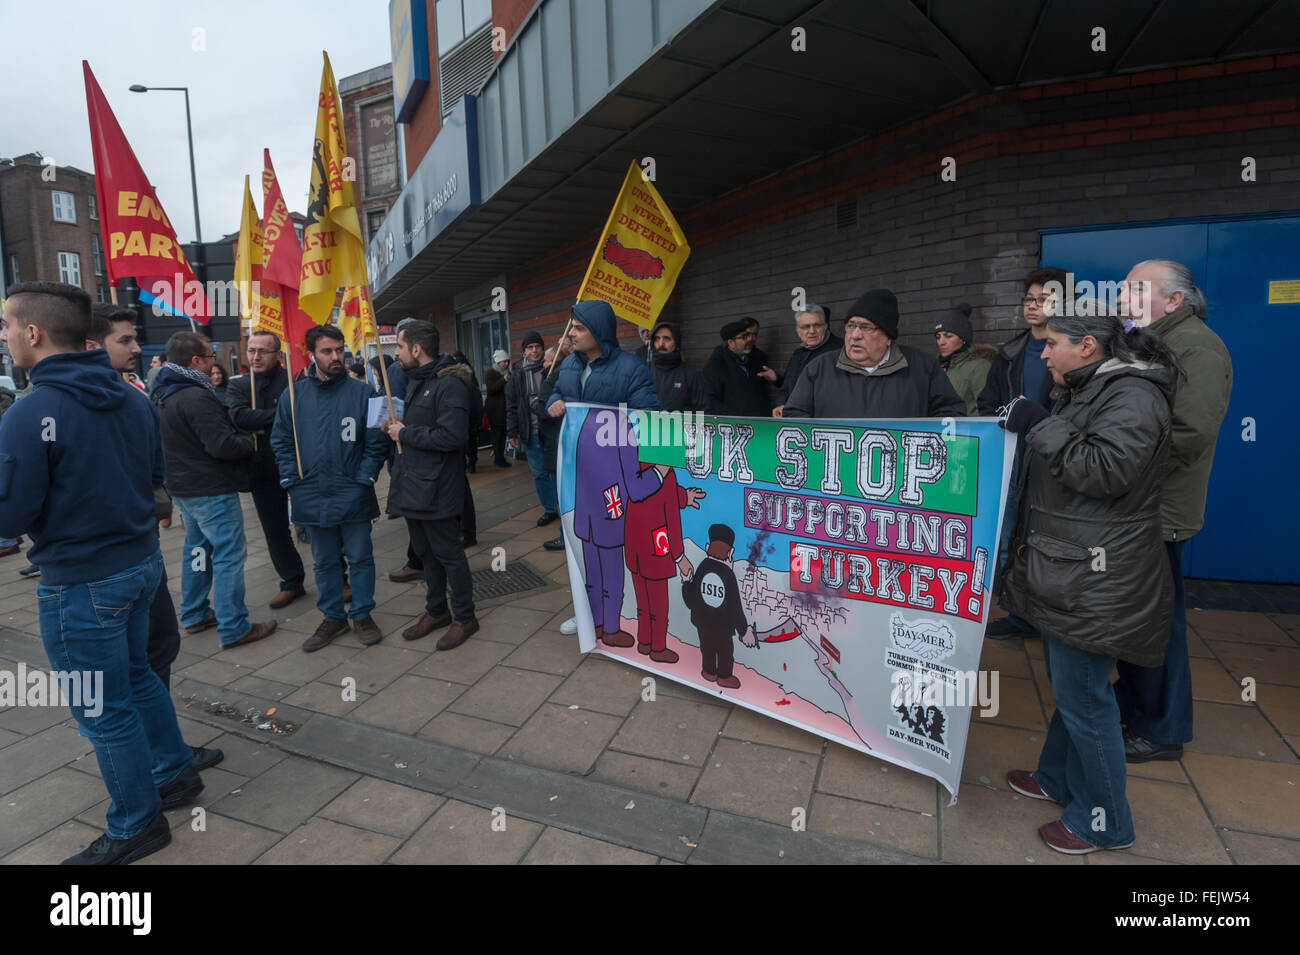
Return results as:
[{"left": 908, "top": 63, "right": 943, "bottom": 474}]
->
[
  {"left": 649, "top": 320, "right": 707, "bottom": 412},
  {"left": 0, "top": 349, "right": 161, "bottom": 584},
  {"left": 548, "top": 300, "right": 660, "bottom": 411}
]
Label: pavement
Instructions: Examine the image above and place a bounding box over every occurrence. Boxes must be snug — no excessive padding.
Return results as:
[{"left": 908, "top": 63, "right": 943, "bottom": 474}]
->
[{"left": 1, "top": 454, "right": 1298, "bottom": 865}]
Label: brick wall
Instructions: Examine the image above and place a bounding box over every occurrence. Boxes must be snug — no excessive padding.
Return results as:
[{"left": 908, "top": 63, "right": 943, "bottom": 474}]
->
[{"left": 1, "top": 159, "right": 105, "bottom": 299}]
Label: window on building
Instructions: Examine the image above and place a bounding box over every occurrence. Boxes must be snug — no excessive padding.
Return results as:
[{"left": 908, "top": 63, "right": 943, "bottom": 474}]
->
[
  {"left": 88, "top": 195, "right": 98, "bottom": 219},
  {"left": 8, "top": 254, "right": 18, "bottom": 285},
  {"left": 437, "top": 0, "right": 494, "bottom": 116},
  {"left": 367, "top": 209, "right": 386, "bottom": 244},
  {"left": 58, "top": 252, "right": 82, "bottom": 287},
  {"left": 91, "top": 234, "right": 104, "bottom": 275},
  {"left": 52, "top": 191, "right": 77, "bottom": 223},
  {"left": 294, "top": 222, "right": 304, "bottom": 244}
]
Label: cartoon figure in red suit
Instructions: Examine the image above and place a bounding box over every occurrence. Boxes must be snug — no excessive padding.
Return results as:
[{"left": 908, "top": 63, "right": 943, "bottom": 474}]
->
[{"left": 623, "top": 462, "right": 705, "bottom": 663}]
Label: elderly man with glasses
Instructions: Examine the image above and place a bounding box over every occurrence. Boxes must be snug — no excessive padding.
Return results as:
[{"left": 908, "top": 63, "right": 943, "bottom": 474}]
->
[
  {"left": 773, "top": 303, "right": 840, "bottom": 417},
  {"left": 782, "top": 289, "right": 965, "bottom": 420}
]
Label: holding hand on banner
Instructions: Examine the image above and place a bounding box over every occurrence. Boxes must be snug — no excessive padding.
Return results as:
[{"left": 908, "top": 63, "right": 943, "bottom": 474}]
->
[{"left": 549, "top": 399, "right": 566, "bottom": 417}]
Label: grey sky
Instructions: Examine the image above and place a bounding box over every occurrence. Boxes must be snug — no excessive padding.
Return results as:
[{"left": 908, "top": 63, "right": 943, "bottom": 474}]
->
[{"left": 0, "top": 0, "right": 394, "bottom": 241}]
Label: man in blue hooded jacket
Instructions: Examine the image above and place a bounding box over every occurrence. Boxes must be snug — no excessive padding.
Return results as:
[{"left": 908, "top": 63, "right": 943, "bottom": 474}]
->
[
  {"left": 547, "top": 300, "right": 661, "bottom": 637},
  {"left": 272, "top": 324, "right": 390, "bottom": 652},
  {"left": 0, "top": 282, "right": 200, "bottom": 864}
]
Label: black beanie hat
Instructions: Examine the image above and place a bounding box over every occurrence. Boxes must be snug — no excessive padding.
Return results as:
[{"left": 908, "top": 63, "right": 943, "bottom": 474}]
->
[
  {"left": 847, "top": 289, "right": 900, "bottom": 339},
  {"left": 708, "top": 524, "right": 735, "bottom": 548},
  {"left": 934, "top": 303, "right": 974, "bottom": 344},
  {"left": 720, "top": 319, "right": 749, "bottom": 342},
  {"left": 521, "top": 330, "right": 544, "bottom": 349}
]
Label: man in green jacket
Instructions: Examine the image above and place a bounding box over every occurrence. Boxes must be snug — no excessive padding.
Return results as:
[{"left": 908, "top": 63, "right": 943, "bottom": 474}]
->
[{"left": 1114, "top": 259, "right": 1233, "bottom": 763}]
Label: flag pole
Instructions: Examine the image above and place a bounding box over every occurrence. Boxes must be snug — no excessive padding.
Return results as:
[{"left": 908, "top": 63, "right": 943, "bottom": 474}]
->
[
  {"left": 248, "top": 322, "right": 258, "bottom": 451},
  {"left": 282, "top": 340, "right": 303, "bottom": 478},
  {"left": 374, "top": 322, "right": 401, "bottom": 454}
]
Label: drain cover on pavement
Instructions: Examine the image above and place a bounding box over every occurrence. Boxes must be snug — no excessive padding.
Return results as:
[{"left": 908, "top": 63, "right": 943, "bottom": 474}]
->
[{"left": 471, "top": 560, "right": 551, "bottom": 599}]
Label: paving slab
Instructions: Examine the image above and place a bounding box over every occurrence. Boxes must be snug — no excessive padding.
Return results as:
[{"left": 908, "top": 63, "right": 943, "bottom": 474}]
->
[
  {"left": 590, "top": 750, "right": 702, "bottom": 802},
  {"left": 1127, "top": 776, "right": 1232, "bottom": 864},
  {"left": 522, "top": 827, "right": 658, "bottom": 864},
  {"left": 550, "top": 656, "right": 647, "bottom": 717},
  {"left": 689, "top": 810, "right": 930, "bottom": 865},
  {"left": 0, "top": 767, "right": 110, "bottom": 857},
  {"left": 497, "top": 702, "right": 623, "bottom": 774},
  {"left": 609, "top": 696, "right": 726, "bottom": 766},
  {"left": 255, "top": 817, "right": 402, "bottom": 864},
  {"left": 809, "top": 791, "right": 940, "bottom": 859},
  {"left": 446, "top": 666, "right": 563, "bottom": 726},
  {"left": 351, "top": 673, "right": 465, "bottom": 734},
  {"left": 210, "top": 754, "right": 359, "bottom": 833},
  {"left": 940, "top": 784, "right": 1083, "bottom": 865},
  {"left": 390, "top": 798, "right": 543, "bottom": 864},
  {"left": 0, "top": 721, "right": 93, "bottom": 795},
  {"left": 417, "top": 710, "right": 516, "bottom": 755},
  {"left": 1186, "top": 699, "right": 1296, "bottom": 762},
  {"left": 692, "top": 737, "right": 819, "bottom": 827},
  {"left": 137, "top": 812, "right": 283, "bottom": 865},
  {"left": 318, "top": 776, "right": 444, "bottom": 838},
  {"left": 1182, "top": 753, "right": 1300, "bottom": 839},
  {"left": 817, "top": 742, "right": 939, "bottom": 813}
]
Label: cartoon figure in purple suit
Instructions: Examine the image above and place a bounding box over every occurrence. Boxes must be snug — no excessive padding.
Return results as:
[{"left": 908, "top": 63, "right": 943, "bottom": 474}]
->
[{"left": 573, "top": 410, "right": 662, "bottom": 648}]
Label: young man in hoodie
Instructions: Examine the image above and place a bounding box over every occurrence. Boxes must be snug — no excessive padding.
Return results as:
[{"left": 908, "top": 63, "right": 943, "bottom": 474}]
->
[
  {"left": 547, "top": 300, "right": 661, "bottom": 636},
  {"left": 272, "top": 325, "right": 390, "bottom": 652},
  {"left": 648, "top": 320, "right": 706, "bottom": 412},
  {"left": 154, "top": 331, "right": 277, "bottom": 651},
  {"left": 0, "top": 282, "right": 203, "bottom": 865},
  {"left": 385, "top": 320, "right": 479, "bottom": 650},
  {"left": 783, "top": 289, "right": 966, "bottom": 420},
  {"left": 507, "top": 330, "right": 560, "bottom": 526}
]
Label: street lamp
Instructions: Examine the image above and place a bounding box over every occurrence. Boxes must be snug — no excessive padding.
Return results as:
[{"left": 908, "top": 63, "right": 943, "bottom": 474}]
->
[{"left": 130, "top": 83, "right": 204, "bottom": 331}]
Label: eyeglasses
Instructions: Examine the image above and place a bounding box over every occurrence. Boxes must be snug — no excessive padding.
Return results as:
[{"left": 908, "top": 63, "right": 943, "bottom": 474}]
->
[
  {"left": 796, "top": 322, "right": 825, "bottom": 331},
  {"left": 844, "top": 320, "right": 882, "bottom": 335},
  {"left": 1023, "top": 295, "right": 1051, "bottom": 306}
]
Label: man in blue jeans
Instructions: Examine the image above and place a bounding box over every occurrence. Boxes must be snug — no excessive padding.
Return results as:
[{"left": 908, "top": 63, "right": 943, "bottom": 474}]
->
[
  {"left": 153, "top": 331, "right": 278, "bottom": 649},
  {"left": 272, "top": 324, "right": 389, "bottom": 651},
  {"left": 0, "top": 282, "right": 213, "bottom": 864},
  {"left": 506, "top": 330, "right": 559, "bottom": 527}
]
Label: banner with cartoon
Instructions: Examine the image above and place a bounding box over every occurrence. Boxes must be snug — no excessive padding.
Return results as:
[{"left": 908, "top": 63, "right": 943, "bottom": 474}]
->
[{"left": 556, "top": 405, "right": 1017, "bottom": 800}]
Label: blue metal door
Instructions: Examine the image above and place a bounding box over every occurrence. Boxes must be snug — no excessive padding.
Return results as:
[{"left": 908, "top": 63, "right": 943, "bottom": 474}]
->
[{"left": 1040, "top": 214, "right": 1300, "bottom": 584}]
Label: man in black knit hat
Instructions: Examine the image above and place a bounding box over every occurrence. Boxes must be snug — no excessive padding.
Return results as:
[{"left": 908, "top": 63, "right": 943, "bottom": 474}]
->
[
  {"left": 506, "top": 330, "right": 559, "bottom": 525},
  {"left": 784, "top": 289, "right": 965, "bottom": 420}
]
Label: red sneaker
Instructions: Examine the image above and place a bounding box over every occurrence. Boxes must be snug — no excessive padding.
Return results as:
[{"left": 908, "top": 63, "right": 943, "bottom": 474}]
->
[
  {"left": 1007, "top": 769, "right": 1058, "bottom": 803},
  {"left": 1039, "top": 819, "right": 1132, "bottom": 855}
]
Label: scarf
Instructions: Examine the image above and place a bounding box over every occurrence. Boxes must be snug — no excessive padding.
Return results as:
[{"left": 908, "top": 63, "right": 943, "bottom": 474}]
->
[{"left": 166, "top": 361, "right": 214, "bottom": 391}]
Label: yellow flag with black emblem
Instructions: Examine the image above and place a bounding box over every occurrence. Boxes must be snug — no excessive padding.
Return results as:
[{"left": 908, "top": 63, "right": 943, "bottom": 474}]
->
[{"left": 299, "top": 51, "right": 367, "bottom": 321}]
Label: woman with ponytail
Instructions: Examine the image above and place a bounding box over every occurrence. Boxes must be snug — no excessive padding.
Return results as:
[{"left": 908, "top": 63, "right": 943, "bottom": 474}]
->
[{"left": 997, "top": 299, "right": 1180, "bottom": 854}]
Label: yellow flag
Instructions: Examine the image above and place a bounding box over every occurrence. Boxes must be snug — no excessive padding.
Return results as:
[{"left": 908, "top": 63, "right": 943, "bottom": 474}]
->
[
  {"left": 234, "top": 175, "right": 264, "bottom": 326},
  {"left": 299, "top": 51, "right": 367, "bottom": 321},
  {"left": 339, "top": 285, "right": 376, "bottom": 355},
  {"left": 574, "top": 161, "right": 691, "bottom": 329}
]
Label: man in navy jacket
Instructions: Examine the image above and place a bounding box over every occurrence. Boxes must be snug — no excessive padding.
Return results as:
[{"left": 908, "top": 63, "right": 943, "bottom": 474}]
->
[
  {"left": 272, "top": 325, "right": 389, "bottom": 652},
  {"left": 0, "top": 282, "right": 200, "bottom": 864}
]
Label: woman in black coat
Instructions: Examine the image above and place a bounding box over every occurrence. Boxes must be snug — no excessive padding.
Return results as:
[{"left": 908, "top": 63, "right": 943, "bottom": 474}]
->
[{"left": 1000, "top": 306, "right": 1181, "bottom": 856}]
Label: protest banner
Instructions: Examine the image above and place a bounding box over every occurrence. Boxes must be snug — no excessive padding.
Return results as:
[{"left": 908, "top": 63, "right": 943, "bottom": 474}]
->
[{"left": 557, "top": 406, "right": 1016, "bottom": 799}]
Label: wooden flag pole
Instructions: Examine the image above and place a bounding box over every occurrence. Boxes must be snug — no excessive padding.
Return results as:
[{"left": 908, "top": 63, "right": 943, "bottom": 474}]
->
[
  {"left": 248, "top": 331, "right": 258, "bottom": 451},
  {"left": 545, "top": 315, "right": 573, "bottom": 377},
  {"left": 282, "top": 341, "right": 303, "bottom": 478},
  {"left": 375, "top": 326, "right": 401, "bottom": 454}
]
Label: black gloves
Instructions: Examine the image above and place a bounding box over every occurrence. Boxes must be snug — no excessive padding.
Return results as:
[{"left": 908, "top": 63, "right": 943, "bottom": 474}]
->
[{"left": 1003, "top": 397, "right": 1050, "bottom": 434}]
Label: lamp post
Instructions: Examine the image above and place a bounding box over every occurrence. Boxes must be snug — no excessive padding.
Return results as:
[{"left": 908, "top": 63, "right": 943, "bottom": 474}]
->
[{"left": 130, "top": 83, "right": 203, "bottom": 332}]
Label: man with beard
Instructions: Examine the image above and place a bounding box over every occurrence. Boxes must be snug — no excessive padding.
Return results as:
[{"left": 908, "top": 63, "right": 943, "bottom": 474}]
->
[
  {"left": 271, "top": 325, "right": 389, "bottom": 652},
  {"left": 227, "top": 331, "right": 308, "bottom": 610},
  {"left": 648, "top": 321, "right": 706, "bottom": 413},
  {"left": 385, "top": 320, "right": 478, "bottom": 649},
  {"left": 703, "top": 319, "right": 775, "bottom": 416}
]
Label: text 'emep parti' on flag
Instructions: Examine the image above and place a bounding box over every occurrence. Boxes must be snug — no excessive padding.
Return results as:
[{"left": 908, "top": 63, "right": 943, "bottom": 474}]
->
[
  {"left": 82, "top": 61, "right": 208, "bottom": 322},
  {"left": 575, "top": 161, "right": 691, "bottom": 329},
  {"left": 554, "top": 406, "right": 1018, "bottom": 800}
]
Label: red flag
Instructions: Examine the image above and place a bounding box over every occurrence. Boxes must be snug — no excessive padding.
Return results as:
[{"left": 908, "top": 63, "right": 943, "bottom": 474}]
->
[
  {"left": 83, "top": 61, "right": 208, "bottom": 323},
  {"left": 260, "top": 149, "right": 318, "bottom": 376}
]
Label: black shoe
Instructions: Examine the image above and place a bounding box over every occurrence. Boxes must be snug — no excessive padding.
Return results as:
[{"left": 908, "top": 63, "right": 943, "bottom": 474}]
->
[
  {"left": 537, "top": 511, "right": 558, "bottom": 527},
  {"left": 986, "top": 617, "right": 1039, "bottom": 640},
  {"left": 191, "top": 746, "right": 224, "bottom": 771},
  {"left": 62, "top": 812, "right": 171, "bottom": 865},
  {"left": 19, "top": 563, "right": 40, "bottom": 578},
  {"left": 494, "top": 459, "right": 511, "bottom": 468},
  {"left": 543, "top": 536, "right": 565, "bottom": 551},
  {"left": 1123, "top": 728, "right": 1183, "bottom": 763},
  {"left": 159, "top": 765, "right": 204, "bottom": 810}
]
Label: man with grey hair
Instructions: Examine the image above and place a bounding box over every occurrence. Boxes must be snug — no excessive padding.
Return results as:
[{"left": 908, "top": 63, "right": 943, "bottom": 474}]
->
[
  {"left": 1114, "top": 259, "right": 1232, "bottom": 763},
  {"left": 773, "top": 303, "right": 841, "bottom": 417}
]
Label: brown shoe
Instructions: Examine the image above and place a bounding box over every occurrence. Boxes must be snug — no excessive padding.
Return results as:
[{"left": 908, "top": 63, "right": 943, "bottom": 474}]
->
[
  {"left": 436, "top": 617, "right": 479, "bottom": 651},
  {"left": 388, "top": 565, "right": 424, "bottom": 583},
  {"left": 302, "top": 617, "right": 349, "bottom": 653},
  {"left": 269, "top": 587, "right": 306, "bottom": 610},
  {"left": 716, "top": 675, "right": 741, "bottom": 690},
  {"left": 0, "top": 544, "right": 20, "bottom": 558},
  {"left": 637, "top": 642, "right": 652, "bottom": 655},
  {"left": 649, "top": 648, "right": 679, "bottom": 664},
  {"left": 403, "top": 611, "right": 451, "bottom": 641},
  {"left": 223, "top": 620, "right": 277, "bottom": 650},
  {"left": 701, "top": 670, "right": 717, "bottom": 683},
  {"left": 352, "top": 615, "right": 383, "bottom": 646},
  {"left": 184, "top": 613, "right": 217, "bottom": 635},
  {"left": 600, "top": 629, "right": 635, "bottom": 648}
]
